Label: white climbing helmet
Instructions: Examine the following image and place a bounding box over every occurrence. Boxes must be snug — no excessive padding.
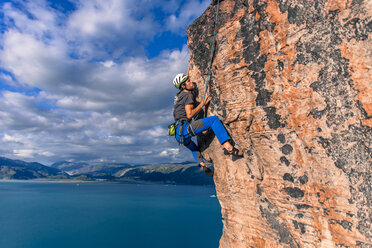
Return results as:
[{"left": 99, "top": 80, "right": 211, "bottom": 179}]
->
[{"left": 173, "top": 73, "right": 189, "bottom": 89}]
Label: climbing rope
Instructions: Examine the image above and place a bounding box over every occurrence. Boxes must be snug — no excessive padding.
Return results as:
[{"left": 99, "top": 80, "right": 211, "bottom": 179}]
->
[{"left": 194, "top": 0, "right": 220, "bottom": 120}]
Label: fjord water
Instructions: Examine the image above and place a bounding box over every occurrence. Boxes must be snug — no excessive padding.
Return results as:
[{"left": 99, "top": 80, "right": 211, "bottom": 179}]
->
[{"left": 0, "top": 181, "right": 222, "bottom": 248}]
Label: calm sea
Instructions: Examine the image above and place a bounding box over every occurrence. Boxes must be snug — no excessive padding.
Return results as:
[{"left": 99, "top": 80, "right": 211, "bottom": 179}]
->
[{"left": 0, "top": 181, "right": 222, "bottom": 248}]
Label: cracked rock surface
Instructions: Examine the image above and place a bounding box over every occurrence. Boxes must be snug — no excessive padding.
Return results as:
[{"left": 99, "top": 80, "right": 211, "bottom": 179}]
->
[{"left": 186, "top": 0, "right": 371, "bottom": 247}]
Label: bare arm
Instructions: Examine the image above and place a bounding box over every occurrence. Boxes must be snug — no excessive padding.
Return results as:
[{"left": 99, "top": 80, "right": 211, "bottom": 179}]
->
[{"left": 185, "top": 96, "right": 211, "bottom": 119}]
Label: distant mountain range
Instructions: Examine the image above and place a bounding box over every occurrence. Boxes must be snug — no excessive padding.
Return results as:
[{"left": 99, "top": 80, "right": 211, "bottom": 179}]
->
[
  {"left": 0, "top": 157, "right": 213, "bottom": 185},
  {"left": 0, "top": 157, "right": 68, "bottom": 180},
  {"left": 50, "top": 161, "right": 131, "bottom": 176}
]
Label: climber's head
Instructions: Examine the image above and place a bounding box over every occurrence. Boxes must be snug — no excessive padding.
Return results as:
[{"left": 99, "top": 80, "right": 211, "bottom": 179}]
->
[
  {"left": 173, "top": 73, "right": 195, "bottom": 91},
  {"left": 182, "top": 77, "right": 195, "bottom": 91},
  {"left": 173, "top": 73, "right": 189, "bottom": 89}
]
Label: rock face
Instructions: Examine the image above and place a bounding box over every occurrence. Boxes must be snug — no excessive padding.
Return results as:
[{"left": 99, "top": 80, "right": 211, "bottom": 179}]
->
[{"left": 186, "top": 0, "right": 371, "bottom": 247}]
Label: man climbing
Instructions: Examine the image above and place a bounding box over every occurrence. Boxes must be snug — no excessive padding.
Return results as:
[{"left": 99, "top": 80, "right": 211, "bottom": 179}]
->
[{"left": 172, "top": 73, "right": 244, "bottom": 176}]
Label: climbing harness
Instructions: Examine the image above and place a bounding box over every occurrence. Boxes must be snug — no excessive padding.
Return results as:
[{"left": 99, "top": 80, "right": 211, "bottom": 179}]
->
[
  {"left": 178, "top": 120, "right": 184, "bottom": 145},
  {"left": 194, "top": 0, "right": 220, "bottom": 120},
  {"left": 168, "top": 120, "right": 184, "bottom": 151},
  {"left": 175, "top": 120, "right": 191, "bottom": 152}
]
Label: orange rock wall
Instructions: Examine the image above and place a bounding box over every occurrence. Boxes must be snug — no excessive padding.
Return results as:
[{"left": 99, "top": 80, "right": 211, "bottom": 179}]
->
[{"left": 186, "top": 0, "right": 371, "bottom": 247}]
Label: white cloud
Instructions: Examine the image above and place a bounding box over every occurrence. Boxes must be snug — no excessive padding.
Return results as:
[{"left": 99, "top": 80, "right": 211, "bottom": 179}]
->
[
  {"left": 13, "top": 149, "right": 35, "bottom": 158},
  {"left": 3, "top": 134, "right": 23, "bottom": 143},
  {"left": 2, "top": 1, "right": 57, "bottom": 39},
  {"left": 66, "top": 0, "right": 159, "bottom": 59},
  {"left": 166, "top": 0, "right": 210, "bottom": 34},
  {"left": 159, "top": 148, "right": 179, "bottom": 157},
  {"left": 0, "top": 30, "right": 69, "bottom": 90},
  {"left": 0, "top": 0, "right": 203, "bottom": 165},
  {"left": 145, "top": 127, "right": 168, "bottom": 138},
  {"left": 68, "top": 0, "right": 126, "bottom": 35},
  {"left": 0, "top": 73, "right": 14, "bottom": 85},
  {"left": 102, "top": 60, "right": 115, "bottom": 68},
  {"left": 40, "top": 151, "right": 55, "bottom": 157}
]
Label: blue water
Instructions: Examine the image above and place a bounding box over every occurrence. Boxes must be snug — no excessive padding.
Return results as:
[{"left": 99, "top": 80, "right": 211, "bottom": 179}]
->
[{"left": 0, "top": 181, "right": 222, "bottom": 248}]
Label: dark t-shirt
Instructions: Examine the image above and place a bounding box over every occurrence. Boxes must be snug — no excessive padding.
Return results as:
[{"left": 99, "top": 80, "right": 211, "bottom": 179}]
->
[{"left": 173, "top": 91, "right": 195, "bottom": 122}]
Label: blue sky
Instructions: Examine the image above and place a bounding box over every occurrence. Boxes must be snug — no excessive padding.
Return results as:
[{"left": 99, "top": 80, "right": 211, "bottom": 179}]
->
[{"left": 0, "top": 0, "right": 210, "bottom": 165}]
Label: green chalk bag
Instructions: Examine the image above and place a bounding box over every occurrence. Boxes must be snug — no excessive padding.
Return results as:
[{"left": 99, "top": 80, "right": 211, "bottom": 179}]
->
[{"left": 168, "top": 123, "right": 176, "bottom": 136}]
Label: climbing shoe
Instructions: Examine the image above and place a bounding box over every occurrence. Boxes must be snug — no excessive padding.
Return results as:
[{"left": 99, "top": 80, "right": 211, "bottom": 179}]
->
[
  {"left": 202, "top": 166, "right": 214, "bottom": 177},
  {"left": 224, "top": 147, "right": 244, "bottom": 161}
]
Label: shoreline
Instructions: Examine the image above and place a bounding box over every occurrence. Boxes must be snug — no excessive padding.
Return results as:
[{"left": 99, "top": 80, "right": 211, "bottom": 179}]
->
[
  {"left": 0, "top": 179, "right": 107, "bottom": 184},
  {"left": 0, "top": 178, "right": 214, "bottom": 187}
]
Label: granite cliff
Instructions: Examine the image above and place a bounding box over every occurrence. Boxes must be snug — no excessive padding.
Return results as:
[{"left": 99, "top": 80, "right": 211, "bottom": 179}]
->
[{"left": 186, "top": 0, "right": 371, "bottom": 247}]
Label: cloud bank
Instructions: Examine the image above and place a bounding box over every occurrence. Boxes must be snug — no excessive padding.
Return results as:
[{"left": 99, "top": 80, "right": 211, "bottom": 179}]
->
[{"left": 0, "top": 0, "right": 209, "bottom": 164}]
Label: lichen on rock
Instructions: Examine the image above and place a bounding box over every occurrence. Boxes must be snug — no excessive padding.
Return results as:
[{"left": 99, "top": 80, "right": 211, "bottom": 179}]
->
[{"left": 186, "top": 0, "right": 371, "bottom": 247}]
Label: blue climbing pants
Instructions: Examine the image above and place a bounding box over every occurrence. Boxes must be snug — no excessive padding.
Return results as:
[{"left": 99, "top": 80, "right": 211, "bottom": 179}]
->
[{"left": 175, "top": 115, "right": 231, "bottom": 165}]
